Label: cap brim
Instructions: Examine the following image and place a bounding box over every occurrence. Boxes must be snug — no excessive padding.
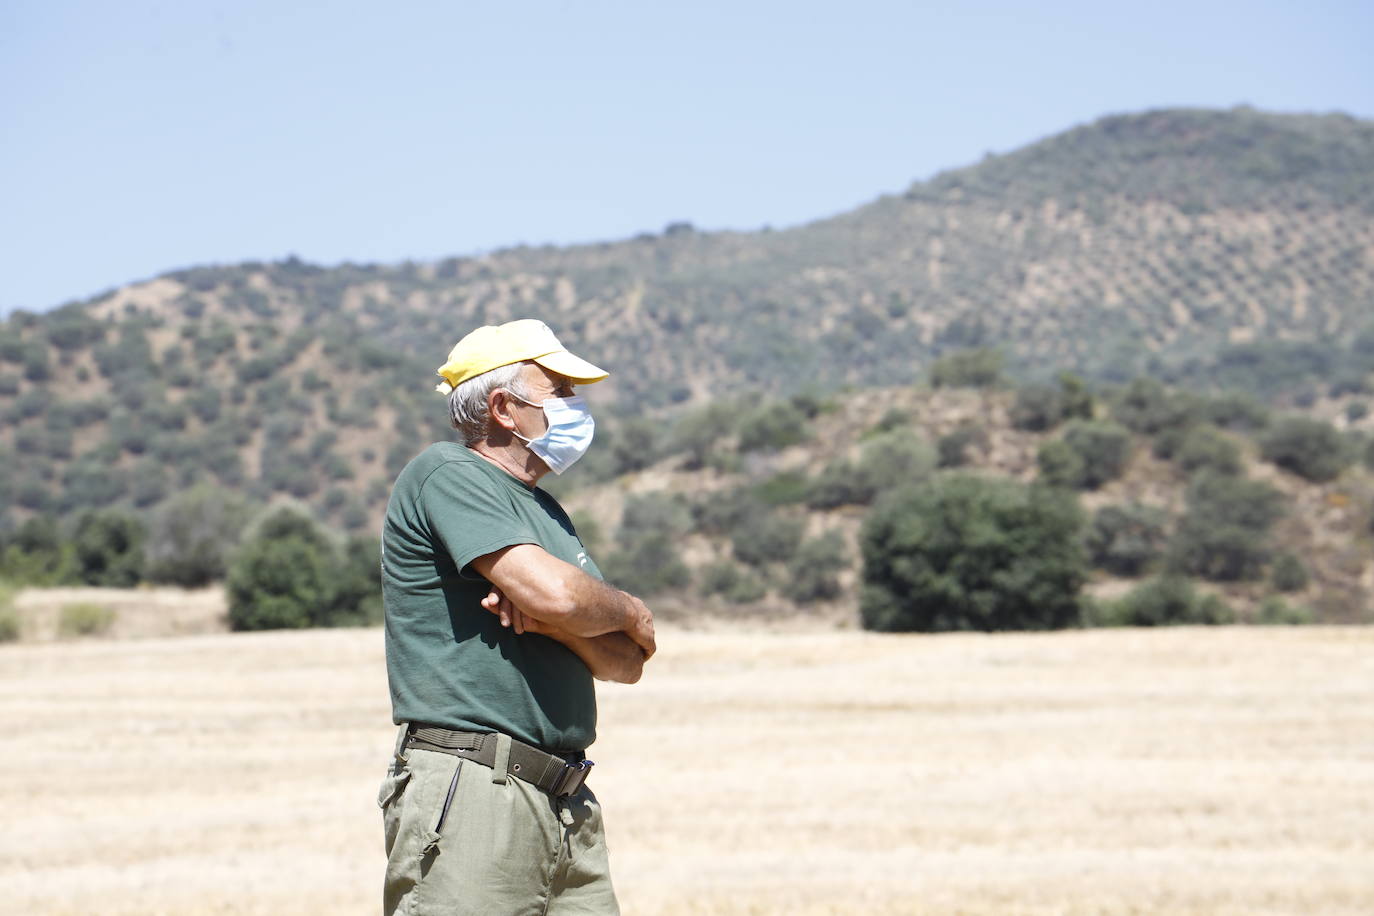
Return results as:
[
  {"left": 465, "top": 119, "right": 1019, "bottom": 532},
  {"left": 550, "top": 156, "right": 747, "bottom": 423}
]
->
[{"left": 533, "top": 350, "right": 609, "bottom": 384}]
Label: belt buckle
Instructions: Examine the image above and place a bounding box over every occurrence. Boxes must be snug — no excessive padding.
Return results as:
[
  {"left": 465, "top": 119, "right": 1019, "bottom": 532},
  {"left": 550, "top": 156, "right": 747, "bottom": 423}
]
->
[{"left": 552, "top": 759, "right": 593, "bottom": 797}]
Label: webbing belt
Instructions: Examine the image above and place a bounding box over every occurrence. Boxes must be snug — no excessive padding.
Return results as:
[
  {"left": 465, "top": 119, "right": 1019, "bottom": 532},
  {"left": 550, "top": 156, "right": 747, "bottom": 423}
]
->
[{"left": 405, "top": 725, "right": 594, "bottom": 798}]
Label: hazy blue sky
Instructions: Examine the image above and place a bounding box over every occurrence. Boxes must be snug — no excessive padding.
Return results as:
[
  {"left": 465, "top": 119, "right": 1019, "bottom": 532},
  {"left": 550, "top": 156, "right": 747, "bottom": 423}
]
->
[{"left": 3, "top": 0, "right": 1371, "bottom": 315}]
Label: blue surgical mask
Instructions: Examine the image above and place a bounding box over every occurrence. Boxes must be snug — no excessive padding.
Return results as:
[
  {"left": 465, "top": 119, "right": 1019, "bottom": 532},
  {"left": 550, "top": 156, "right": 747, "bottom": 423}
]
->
[{"left": 508, "top": 393, "right": 595, "bottom": 474}]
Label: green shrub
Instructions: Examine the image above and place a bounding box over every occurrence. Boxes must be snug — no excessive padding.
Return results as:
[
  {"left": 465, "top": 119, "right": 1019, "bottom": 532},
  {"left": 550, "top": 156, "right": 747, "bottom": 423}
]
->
[
  {"left": 669, "top": 402, "right": 737, "bottom": 470},
  {"left": 1110, "top": 378, "right": 1201, "bottom": 436},
  {"left": 1010, "top": 384, "right": 1064, "bottom": 432},
  {"left": 781, "top": 531, "right": 848, "bottom": 604},
  {"left": 0, "top": 515, "right": 76, "bottom": 585},
  {"left": 1259, "top": 415, "right": 1352, "bottom": 482},
  {"left": 226, "top": 507, "right": 341, "bottom": 630},
  {"left": 1097, "top": 576, "right": 1233, "bottom": 627},
  {"left": 732, "top": 511, "right": 805, "bottom": 568},
  {"left": 753, "top": 471, "right": 812, "bottom": 506},
  {"left": 1174, "top": 425, "right": 1243, "bottom": 476},
  {"left": 58, "top": 602, "right": 115, "bottom": 637},
  {"left": 0, "top": 585, "right": 19, "bottom": 642},
  {"left": 698, "top": 560, "right": 767, "bottom": 603},
  {"left": 1085, "top": 503, "right": 1169, "bottom": 576},
  {"left": 145, "top": 486, "right": 254, "bottom": 587},
  {"left": 1168, "top": 471, "right": 1285, "bottom": 581},
  {"left": 807, "top": 431, "right": 937, "bottom": 508},
  {"left": 1201, "top": 391, "right": 1271, "bottom": 430},
  {"left": 609, "top": 417, "right": 663, "bottom": 475},
  {"left": 72, "top": 510, "right": 146, "bottom": 587},
  {"left": 860, "top": 473, "right": 1085, "bottom": 632},
  {"left": 936, "top": 426, "right": 983, "bottom": 468},
  {"left": 601, "top": 494, "right": 693, "bottom": 596},
  {"left": 1269, "top": 553, "right": 1310, "bottom": 593},
  {"left": 1039, "top": 421, "right": 1131, "bottom": 490},
  {"left": 928, "top": 348, "right": 1004, "bottom": 389},
  {"left": 1257, "top": 595, "right": 1315, "bottom": 625},
  {"left": 736, "top": 400, "right": 809, "bottom": 453},
  {"left": 1037, "top": 439, "right": 1085, "bottom": 488},
  {"left": 1345, "top": 401, "right": 1369, "bottom": 423}
]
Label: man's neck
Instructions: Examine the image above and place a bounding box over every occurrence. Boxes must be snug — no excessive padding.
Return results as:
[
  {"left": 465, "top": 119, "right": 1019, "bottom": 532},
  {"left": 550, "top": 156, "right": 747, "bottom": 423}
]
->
[{"left": 469, "top": 440, "right": 548, "bottom": 488}]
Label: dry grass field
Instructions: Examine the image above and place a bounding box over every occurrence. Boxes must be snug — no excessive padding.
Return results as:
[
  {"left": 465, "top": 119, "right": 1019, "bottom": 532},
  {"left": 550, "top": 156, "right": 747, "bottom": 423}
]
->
[{"left": 2, "top": 620, "right": 1372, "bottom": 915}]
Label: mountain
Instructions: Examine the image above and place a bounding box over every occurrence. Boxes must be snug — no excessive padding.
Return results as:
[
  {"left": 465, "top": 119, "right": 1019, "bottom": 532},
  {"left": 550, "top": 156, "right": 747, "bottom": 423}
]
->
[{"left": 1, "top": 106, "right": 1372, "bottom": 557}]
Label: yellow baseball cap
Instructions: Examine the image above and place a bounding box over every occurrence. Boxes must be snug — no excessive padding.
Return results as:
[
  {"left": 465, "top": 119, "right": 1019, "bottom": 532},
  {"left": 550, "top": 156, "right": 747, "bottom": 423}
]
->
[{"left": 435, "top": 319, "right": 609, "bottom": 394}]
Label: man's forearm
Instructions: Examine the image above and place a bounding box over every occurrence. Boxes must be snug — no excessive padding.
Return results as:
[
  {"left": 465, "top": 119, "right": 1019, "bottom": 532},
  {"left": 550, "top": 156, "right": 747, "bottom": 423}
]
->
[
  {"left": 472, "top": 544, "right": 656, "bottom": 656},
  {"left": 542, "top": 630, "right": 646, "bottom": 684}
]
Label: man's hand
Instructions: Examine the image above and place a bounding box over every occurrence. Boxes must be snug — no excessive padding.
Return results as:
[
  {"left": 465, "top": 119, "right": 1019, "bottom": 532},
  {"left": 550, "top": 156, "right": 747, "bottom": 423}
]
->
[
  {"left": 481, "top": 586, "right": 550, "bottom": 636},
  {"left": 621, "top": 593, "right": 656, "bottom": 659}
]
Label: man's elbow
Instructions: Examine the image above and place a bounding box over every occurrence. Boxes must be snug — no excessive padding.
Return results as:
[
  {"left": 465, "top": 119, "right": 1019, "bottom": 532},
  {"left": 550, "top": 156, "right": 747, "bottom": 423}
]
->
[{"left": 601, "top": 660, "right": 643, "bottom": 685}]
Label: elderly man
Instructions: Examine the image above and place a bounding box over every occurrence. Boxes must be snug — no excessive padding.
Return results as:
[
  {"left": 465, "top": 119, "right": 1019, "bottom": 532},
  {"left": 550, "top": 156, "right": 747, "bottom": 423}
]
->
[{"left": 378, "top": 318, "right": 655, "bottom": 915}]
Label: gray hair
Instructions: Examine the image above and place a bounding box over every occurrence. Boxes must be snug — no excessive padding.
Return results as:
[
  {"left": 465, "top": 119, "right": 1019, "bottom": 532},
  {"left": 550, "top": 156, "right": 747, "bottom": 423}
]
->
[{"left": 447, "top": 362, "right": 532, "bottom": 446}]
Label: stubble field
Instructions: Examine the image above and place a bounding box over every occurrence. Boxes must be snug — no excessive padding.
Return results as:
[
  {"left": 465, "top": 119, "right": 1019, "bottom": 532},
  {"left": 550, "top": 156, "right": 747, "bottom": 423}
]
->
[{"left": 2, "top": 621, "right": 1372, "bottom": 915}]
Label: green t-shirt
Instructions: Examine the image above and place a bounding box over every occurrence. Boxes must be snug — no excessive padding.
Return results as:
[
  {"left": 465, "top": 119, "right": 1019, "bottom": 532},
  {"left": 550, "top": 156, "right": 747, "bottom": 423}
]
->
[{"left": 381, "top": 442, "right": 601, "bottom": 753}]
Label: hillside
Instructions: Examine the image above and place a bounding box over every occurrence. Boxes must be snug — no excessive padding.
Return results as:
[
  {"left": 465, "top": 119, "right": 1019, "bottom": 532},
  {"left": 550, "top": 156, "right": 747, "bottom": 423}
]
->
[{"left": 1, "top": 106, "right": 1372, "bottom": 618}]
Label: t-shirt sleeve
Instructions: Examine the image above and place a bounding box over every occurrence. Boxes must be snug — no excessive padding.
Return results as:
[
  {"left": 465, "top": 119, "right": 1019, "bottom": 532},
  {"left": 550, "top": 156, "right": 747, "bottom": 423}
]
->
[{"left": 418, "top": 461, "right": 537, "bottom": 579}]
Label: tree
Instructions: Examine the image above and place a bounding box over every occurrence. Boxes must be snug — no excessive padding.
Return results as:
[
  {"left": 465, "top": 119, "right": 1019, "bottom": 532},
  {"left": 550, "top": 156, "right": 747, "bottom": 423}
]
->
[
  {"left": 1168, "top": 470, "right": 1284, "bottom": 581},
  {"left": 781, "top": 531, "right": 848, "bottom": 604},
  {"left": 1258, "top": 415, "right": 1351, "bottom": 482},
  {"left": 72, "top": 510, "right": 146, "bottom": 587},
  {"left": 600, "top": 494, "right": 692, "bottom": 596},
  {"left": 226, "top": 507, "right": 338, "bottom": 630},
  {"left": 144, "top": 486, "right": 254, "bottom": 587},
  {"left": 1085, "top": 503, "right": 1169, "bottom": 576},
  {"left": 928, "top": 348, "right": 1004, "bottom": 389},
  {"left": 860, "top": 473, "right": 1085, "bottom": 632}
]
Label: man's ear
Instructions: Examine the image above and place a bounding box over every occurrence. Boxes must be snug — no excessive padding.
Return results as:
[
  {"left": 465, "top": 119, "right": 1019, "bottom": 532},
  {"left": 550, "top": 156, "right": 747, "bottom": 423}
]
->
[{"left": 488, "top": 389, "right": 519, "bottom": 431}]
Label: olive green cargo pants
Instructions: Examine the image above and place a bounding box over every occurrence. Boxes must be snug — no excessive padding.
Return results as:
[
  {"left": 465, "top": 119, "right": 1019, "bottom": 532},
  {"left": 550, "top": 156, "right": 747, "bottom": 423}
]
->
[{"left": 379, "top": 728, "right": 619, "bottom": 915}]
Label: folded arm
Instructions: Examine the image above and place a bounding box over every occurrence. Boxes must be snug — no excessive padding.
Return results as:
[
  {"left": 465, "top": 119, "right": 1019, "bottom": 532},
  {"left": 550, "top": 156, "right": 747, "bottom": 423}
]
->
[
  {"left": 482, "top": 587, "right": 646, "bottom": 684},
  {"left": 469, "top": 543, "right": 656, "bottom": 660}
]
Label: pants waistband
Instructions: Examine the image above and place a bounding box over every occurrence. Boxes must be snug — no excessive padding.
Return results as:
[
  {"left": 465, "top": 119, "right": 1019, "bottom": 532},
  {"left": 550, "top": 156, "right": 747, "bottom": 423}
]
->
[{"left": 403, "top": 724, "right": 594, "bottom": 798}]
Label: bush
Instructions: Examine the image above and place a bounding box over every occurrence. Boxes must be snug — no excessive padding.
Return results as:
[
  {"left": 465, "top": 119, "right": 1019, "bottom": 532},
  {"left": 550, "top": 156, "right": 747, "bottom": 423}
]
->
[
  {"left": 808, "top": 430, "right": 937, "bottom": 509},
  {"left": 1257, "top": 595, "right": 1315, "bottom": 625},
  {"left": 1168, "top": 471, "right": 1285, "bottom": 581},
  {"left": 145, "top": 486, "right": 254, "bottom": 587},
  {"left": 1174, "top": 425, "right": 1244, "bottom": 476},
  {"left": 928, "top": 348, "right": 1003, "bottom": 389},
  {"left": 781, "top": 531, "right": 848, "bottom": 604},
  {"left": 601, "top": 494, "right": 693, "bottom": 596},
  {"left": 1202, "top": 391, "right": 1271, "bottom": 430},
  {"left": 697, "top": 560, "right": 767, "bottom": 603},
  {"left": 0, "top": 515, "right": 76, "bottom": 585},
  {"left": 936, "top": 426, "right": 983, "bottom": 468},
  {"left": 1010, "top": 384, "right": 1064, "bottom": 432},
  {"left": 670, "top": 402, "right": 736, "bottom": 470},
  {"left": 58, "top": 602, "right": 115, "bottom": 637},
  {"left": 1039, "top": 421, "right": 1131, "bottom": 490},
  {"left": 1095, "top": 576, "right": 1233, "bottom": 627},
  {"left": 0, "top": 585, "right": 19, "bottom": 642},
  {"left": 860, "top": 473, "right": 1085, "bottom": 632},
  {"left": 330, "top": 535, "right": 384, "bottom": 626},
  {"left": 1259, "top": 415, "right": 1352, "bottom": 482},
  {"left": 0, "top": 606, "right": 19, "bottom": 642},
  {"left": 736, "top": 400, "right": 809, "bottom": 453},
  {"left": 1110, "top": 378, "right": 1201, "bottom": 436},
  {"left": 732, "top": 511, "right": 805, "bottom": 568},
  {"left": 753, "top": 471, "right": 812, "bottom": 506},
  {"left": 1085, "top": 503, "right": 1169, "bottom": 576},
  {"left": 226, "top": 507, "right": 341, "bottom": 630},
  {"left": 72, "top": 511, "right": 146, "bottom": 587},
  {"left": 1269, "top": 553, "right": 1310, "bottom": 593}
]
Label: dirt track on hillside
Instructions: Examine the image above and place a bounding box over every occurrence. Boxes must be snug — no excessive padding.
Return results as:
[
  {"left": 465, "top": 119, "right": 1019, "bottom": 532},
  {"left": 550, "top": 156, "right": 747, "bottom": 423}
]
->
[{"left": 2, "top": 625, "right": 1372, "bottom": 914}]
